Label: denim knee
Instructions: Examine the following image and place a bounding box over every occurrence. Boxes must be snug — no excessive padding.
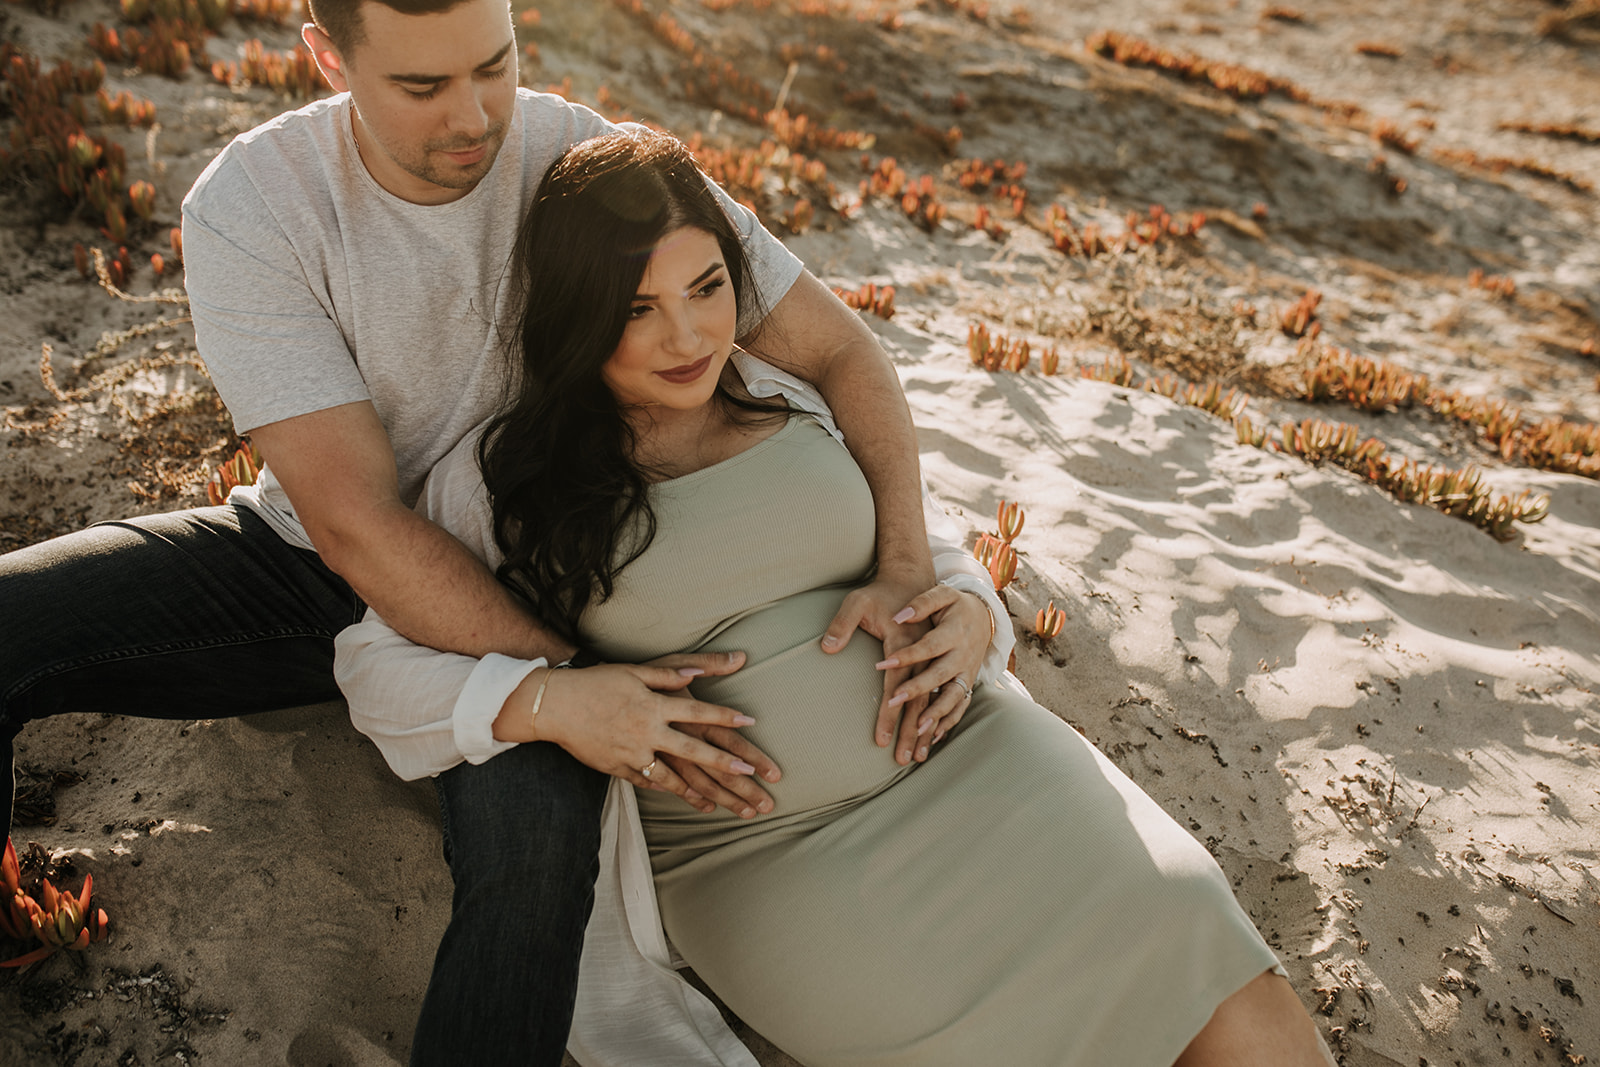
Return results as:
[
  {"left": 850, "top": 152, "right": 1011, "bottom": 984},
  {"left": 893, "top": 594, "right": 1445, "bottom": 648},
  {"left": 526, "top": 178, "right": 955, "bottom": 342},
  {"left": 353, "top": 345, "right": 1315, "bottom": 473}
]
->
[{"left": 434, "top": 743, "right": 608, "bottom": 894}]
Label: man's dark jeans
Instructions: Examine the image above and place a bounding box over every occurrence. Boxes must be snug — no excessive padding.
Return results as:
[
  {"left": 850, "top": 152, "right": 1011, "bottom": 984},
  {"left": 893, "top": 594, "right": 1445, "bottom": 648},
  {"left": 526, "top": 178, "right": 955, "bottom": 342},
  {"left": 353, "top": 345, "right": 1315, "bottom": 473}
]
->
[{"left": 0, "top": 506, "right": 606, "bottom": 1065}]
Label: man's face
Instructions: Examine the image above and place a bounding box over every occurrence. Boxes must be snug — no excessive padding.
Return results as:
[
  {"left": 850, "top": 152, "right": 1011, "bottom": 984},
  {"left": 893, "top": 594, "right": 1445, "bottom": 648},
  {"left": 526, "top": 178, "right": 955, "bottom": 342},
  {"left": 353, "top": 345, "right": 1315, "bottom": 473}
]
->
[{"left": 310, "top": 0, "right": 517, "bottom": 205}]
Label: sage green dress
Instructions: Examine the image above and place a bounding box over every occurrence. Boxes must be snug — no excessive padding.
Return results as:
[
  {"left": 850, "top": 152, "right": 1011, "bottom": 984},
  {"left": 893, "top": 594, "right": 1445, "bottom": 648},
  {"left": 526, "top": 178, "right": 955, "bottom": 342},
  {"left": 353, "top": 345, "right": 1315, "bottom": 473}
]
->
[{"left": 579, "top": 415, "right": 1279, "bottom": 1066}]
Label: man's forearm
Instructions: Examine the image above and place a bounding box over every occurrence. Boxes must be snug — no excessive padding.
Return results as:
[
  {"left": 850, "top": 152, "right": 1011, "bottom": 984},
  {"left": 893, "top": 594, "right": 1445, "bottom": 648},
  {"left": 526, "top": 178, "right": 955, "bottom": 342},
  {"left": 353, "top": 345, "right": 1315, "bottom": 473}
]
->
[
  {"left": 323, "top": 504, "right": 575, "bottom": 664},
  {"left": 818, "top": 353, "right": 934, "bottom": 585}
]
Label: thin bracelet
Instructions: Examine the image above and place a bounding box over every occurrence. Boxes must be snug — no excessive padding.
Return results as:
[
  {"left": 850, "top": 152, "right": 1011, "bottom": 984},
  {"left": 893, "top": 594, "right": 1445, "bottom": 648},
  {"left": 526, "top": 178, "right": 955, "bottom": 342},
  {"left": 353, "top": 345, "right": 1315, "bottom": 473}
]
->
[{"left": 528, "top": 668, "right": 555, "bottom": 742}]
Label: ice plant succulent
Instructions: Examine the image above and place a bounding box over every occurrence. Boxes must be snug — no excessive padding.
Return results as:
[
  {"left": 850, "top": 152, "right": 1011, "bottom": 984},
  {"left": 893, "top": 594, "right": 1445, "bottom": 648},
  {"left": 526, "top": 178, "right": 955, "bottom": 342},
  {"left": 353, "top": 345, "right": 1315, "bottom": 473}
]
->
[
  {"left": 996, "top": 499, "right": 1025, "bottom": 542},
  {"left": 207, "top": 440, "right": 263, "bottom": 506},
  {"left": 0, "top": 840, "right": 110, "bottom": 969},
  {"left": 1035, "top": 600, "right": 1064, "bottom": 641}
]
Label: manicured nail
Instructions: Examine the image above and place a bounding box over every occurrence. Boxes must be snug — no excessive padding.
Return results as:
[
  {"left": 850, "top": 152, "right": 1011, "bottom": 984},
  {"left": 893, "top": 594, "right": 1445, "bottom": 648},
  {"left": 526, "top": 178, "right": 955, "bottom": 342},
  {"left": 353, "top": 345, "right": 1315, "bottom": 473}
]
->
[
  {"left": 916, "top": 745, "right": 929, "bottom": 760},
  {"left": 897, "top": 748, "right": 911, "bottom": 763},
  {"left": 821, "top": 634, "right": 841, "bottom": 648},
  {"left": 678, "top": 667, "right": 704, "bottom": 677},
  {"left": 892, "top": 607, "right": 915, "bottom": 624},
  {"left": 731, "top": 760, "right": 756, "bottom": 775},
  {"left": 886, "top": 692, "right": 908, "bottom": 708},
  {"left": 874, "top": 657, "right": 899, "bottom": 670},
  {"left": 917, "top": 717, "right": 933, "bottom": 736},
  {"left": 733, "top": 714, "right": 756, "bottom": 726}
]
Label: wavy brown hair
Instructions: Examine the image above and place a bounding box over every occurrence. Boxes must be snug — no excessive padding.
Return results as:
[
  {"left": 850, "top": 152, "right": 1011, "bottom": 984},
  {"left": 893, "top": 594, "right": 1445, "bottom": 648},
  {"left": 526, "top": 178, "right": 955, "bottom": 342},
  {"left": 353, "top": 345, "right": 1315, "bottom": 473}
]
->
[{"left": 478, "top": 129, "right": 789, "bottom": 641}]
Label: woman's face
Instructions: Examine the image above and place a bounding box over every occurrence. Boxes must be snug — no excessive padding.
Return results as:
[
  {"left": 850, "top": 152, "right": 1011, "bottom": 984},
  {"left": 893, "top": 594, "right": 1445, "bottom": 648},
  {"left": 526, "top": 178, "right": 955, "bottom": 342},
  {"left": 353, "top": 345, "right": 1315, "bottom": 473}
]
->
[{"left": 602, "top": 226, "right": 738, "bottom": 414}]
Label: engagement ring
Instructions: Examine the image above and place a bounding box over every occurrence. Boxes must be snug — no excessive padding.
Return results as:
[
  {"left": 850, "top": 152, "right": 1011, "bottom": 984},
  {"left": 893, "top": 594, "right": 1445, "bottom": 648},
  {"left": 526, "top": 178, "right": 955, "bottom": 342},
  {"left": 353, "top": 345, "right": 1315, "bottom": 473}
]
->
[{"left": 640, "top": 759, "right": 659, "bottom": 779}]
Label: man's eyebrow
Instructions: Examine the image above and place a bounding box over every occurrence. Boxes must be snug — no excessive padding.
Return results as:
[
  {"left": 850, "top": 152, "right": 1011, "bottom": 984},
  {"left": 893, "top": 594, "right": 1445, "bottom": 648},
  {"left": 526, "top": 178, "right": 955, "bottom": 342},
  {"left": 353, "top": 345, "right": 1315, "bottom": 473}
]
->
[
  {"left": 632, "top": 262, "right": 725, "bottom": 301},
  {"left": 388, "top": 41, "right": 514, "bottom": 84}
]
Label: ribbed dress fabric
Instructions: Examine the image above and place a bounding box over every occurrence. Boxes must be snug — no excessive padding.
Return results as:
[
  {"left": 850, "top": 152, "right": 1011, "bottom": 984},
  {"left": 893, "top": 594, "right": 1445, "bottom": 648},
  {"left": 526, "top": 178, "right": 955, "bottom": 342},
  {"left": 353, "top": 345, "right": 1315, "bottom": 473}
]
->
[{"left": 578, "top": 415, "right": 1280, "bottom": 1066}]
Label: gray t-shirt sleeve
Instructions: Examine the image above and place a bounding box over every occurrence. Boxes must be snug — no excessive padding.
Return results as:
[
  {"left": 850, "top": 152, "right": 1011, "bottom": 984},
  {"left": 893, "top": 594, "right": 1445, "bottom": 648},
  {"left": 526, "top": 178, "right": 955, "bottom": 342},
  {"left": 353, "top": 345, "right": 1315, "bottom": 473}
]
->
[{"left": 182, "top": 155, "right": 370, "bottom": 435}]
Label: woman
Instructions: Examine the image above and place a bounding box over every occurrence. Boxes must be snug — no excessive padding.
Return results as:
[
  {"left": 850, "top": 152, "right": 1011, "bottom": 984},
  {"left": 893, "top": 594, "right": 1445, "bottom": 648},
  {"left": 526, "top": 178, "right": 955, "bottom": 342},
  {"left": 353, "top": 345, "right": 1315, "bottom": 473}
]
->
[{"left": 338, "top": 130, "right": 1330, "bottom": 1066}]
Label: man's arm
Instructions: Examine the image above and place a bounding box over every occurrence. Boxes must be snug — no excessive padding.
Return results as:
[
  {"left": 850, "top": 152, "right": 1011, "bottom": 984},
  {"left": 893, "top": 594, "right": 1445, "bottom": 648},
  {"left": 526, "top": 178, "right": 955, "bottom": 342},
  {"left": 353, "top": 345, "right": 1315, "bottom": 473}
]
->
[{"left": 249, "top": 400, "right": 568, "bottom": 661}]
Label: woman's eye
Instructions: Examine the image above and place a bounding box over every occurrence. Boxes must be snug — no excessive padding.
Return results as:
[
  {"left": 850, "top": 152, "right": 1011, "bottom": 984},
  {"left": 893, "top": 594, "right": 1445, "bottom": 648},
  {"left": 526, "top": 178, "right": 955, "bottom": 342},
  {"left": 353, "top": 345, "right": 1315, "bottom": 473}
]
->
[
  {"left": 697, "top": 278, "right": 726, "bottom": 298},
  {"left": 627, "top": 304, "right": 651, "bottom": 319}
]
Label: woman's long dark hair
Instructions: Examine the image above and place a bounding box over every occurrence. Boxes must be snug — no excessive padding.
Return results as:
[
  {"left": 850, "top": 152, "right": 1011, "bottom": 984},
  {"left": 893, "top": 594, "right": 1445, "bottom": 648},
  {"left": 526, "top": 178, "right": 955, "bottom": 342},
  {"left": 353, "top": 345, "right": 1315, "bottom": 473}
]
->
[{"left": 479, "top": 130, "right": 788, "bottom": 642}]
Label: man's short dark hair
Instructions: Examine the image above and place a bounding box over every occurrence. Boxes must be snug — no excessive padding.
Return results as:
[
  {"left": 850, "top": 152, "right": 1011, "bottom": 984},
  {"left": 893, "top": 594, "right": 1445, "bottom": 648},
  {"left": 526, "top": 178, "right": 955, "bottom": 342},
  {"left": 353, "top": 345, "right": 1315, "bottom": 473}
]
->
[{"left": 308, "top": 0, "right": 478, "bottom": 55}]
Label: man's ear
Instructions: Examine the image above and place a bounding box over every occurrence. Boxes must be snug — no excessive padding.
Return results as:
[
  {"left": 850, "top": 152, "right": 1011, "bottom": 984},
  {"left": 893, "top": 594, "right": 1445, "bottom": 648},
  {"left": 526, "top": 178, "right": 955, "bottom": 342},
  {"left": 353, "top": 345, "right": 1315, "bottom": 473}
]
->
[{"left": 302, "top": 23, "right": 350, "bottom": 93}]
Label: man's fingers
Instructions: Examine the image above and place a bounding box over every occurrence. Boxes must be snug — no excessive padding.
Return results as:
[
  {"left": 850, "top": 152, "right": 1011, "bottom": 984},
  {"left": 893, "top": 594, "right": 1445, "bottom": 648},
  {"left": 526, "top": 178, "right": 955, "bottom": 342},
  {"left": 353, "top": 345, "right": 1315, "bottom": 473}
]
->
[
  {"left": 914, "top": 686, "right": 968, "bottom": 761},
  {"left": 819, "top": 603, "right": 864, "bottom": 653},
  {"left": 655, "top": 756, "right": 734, "bottom": 815},
  {"left": 646, "top": 649, "right": 747, "bottom": 677},
  {"left": 659, "top": 730, "right": 762, "bottom": 780},
  {"left": 680, "top": 722, "right": 782, "bottom": 784},
  {"left": 875, "top": 662, "right": 913, "bottom": 745},
  {"left": 876, "top": 628, "right": 955, "bottom": 673}
]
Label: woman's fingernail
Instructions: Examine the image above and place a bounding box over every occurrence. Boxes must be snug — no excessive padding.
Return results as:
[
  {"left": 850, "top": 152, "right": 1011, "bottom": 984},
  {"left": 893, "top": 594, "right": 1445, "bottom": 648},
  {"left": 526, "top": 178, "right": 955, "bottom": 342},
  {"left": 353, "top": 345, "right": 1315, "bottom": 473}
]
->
[
  {"left": 892, "top": 607, "right": 915, "bottom": 624},
  {"left": 874, "top": 657, "right": 899, "bottom": 670},
  {"left": 821, "top": 634, "right": 841, "bottom": 648},
  {"left": 678, "top": 667, "right": 704, "bottom": 677},
  {"left": 917, "top": 717, "right": 933, "bottom": 735},
  {"left": 731, "top": 760, "right": 757, "bottom": 775},
  {"left": 886, "top": 692, "right": 908, "bottom": 708},
  {"left": 732, "top": 714, "right": 756, "bottom": 726}
]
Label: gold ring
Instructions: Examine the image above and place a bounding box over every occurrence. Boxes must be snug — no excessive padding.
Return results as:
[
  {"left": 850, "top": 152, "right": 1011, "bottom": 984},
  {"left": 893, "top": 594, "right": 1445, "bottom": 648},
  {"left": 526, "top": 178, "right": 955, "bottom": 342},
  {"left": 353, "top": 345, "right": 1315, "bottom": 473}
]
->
[{"left": 640, "top": 759, "right": 659, "bottom": 779}]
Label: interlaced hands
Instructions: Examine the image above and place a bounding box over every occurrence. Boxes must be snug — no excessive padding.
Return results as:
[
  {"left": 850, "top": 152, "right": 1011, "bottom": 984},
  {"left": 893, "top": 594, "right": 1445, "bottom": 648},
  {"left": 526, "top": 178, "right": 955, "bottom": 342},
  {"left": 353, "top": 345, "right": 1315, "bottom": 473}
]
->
[
  {"left": 533, "top": 651, "right": 779, "bottom": 819},
  {"left": 820, "top": 576, "right": 993, "bottom": 766}
]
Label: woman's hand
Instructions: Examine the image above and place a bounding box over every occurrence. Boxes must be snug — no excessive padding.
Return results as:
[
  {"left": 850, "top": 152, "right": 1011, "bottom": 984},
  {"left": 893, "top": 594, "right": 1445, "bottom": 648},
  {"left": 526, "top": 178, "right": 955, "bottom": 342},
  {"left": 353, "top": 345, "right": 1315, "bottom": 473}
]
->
[
  {"left": 874, "top": 586, "right": 994, "bottom": 764},
  {"left": 496, "top": 655, "right": 774, "bottom": 817},
  {"left": 818, "top": 574, "right": 934, "bottom": 759}
]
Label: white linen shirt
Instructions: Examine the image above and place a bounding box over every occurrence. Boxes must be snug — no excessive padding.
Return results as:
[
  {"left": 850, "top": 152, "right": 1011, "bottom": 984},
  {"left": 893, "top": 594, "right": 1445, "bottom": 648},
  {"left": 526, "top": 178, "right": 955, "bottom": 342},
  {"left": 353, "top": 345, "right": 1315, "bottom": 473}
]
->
[{"left": 334, "top": 353, "right": 1020, "bottom": 1065}]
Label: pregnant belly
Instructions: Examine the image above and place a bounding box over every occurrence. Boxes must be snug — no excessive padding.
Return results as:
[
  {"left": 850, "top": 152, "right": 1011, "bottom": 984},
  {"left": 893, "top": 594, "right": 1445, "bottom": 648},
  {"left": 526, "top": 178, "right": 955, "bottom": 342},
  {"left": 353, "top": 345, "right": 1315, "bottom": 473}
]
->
[{"left": 635, "top": 585, "right": 909, "bottom": 846}]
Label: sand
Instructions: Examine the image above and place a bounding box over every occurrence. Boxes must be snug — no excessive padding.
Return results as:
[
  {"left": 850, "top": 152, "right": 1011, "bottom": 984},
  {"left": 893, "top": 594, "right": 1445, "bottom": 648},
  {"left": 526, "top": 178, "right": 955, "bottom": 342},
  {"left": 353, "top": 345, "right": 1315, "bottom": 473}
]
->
[{"left": 2, "top": 0, "right": 1597, "bottom": 1064}]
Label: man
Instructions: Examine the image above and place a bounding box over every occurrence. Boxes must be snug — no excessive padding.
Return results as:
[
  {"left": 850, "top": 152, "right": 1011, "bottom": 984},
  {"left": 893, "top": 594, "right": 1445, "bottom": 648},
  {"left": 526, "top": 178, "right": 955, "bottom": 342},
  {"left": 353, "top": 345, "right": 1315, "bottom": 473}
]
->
[{"left": 0, "top": 0, "right": 947, "bottom": 1060}]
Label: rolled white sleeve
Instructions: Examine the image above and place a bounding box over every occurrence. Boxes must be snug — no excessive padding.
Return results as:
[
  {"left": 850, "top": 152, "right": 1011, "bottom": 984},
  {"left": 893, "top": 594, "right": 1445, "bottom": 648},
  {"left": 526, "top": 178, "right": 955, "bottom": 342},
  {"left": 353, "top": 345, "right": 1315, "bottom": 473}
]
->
[{"left": 334, "top": 427, "right": 546, "bottom": 779}]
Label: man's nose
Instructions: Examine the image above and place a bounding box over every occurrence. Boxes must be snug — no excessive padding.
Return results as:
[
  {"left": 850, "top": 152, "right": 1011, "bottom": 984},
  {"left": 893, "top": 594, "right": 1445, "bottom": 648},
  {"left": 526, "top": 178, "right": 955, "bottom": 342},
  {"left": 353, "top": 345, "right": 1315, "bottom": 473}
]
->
[{"left": 445, "top": 82, "right": 490, "bottom": 138}]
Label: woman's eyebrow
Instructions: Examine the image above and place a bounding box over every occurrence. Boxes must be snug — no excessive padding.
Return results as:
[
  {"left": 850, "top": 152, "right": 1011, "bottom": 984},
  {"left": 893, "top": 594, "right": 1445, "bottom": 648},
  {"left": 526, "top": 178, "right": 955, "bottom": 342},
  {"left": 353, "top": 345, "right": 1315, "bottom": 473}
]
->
[{"left": 633, "top": 262, "right": 725, "bottom": 301}]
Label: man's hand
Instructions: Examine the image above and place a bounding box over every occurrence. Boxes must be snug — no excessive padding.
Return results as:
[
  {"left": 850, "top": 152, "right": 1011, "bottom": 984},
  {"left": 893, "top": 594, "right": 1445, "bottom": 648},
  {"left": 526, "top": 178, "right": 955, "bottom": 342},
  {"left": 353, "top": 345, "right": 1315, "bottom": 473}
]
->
[
  {"left": 498, "top": 650, "right": 780, "bottom": 819},
  {"left": 646, "top": 651, "right": 784, "bottom": 820},
  {"left": 873, "top": 586, "right": 993, "bottom": 763},
  {"left": 817, "top": 572, "right": 933, "bottom": 765}
]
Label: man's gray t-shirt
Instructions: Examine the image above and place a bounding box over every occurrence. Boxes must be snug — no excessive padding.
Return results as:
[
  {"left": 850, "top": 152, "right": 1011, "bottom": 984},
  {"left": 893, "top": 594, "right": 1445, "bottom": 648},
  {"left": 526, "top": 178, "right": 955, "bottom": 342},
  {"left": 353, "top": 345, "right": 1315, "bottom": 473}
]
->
[{"left": 182, "top": 88, "right": 804, "bottom": 550}]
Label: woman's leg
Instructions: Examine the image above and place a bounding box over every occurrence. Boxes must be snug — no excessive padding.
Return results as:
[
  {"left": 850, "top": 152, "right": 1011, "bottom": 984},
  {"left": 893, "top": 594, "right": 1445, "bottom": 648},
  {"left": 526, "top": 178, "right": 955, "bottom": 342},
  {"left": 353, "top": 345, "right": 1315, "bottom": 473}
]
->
[{"left": 1175, "top": 969, "right": 1336, "bottom": 1067}]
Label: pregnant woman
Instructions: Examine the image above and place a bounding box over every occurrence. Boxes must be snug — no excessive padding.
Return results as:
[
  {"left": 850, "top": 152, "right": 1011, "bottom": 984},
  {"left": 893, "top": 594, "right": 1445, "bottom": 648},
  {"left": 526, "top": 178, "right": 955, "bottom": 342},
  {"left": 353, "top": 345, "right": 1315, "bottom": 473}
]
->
[{"left": 338, "top": 129, "right": 1330, "bottom": 1066}]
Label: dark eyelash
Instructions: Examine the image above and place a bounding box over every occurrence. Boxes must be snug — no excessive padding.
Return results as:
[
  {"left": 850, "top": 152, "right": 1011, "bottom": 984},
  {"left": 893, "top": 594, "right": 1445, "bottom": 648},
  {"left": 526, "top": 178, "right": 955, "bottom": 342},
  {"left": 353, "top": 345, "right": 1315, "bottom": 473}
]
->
[{"left": 405, "top": 64, "right": 506, "bottom": 100}]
